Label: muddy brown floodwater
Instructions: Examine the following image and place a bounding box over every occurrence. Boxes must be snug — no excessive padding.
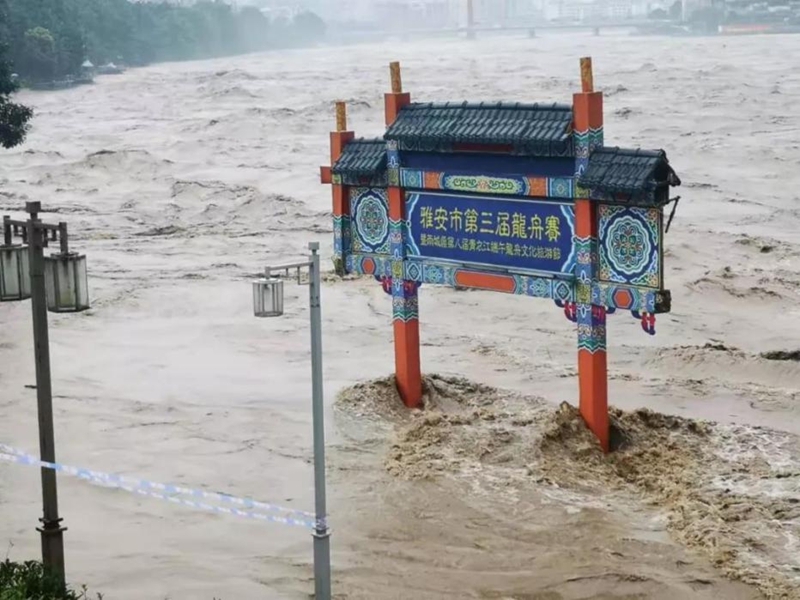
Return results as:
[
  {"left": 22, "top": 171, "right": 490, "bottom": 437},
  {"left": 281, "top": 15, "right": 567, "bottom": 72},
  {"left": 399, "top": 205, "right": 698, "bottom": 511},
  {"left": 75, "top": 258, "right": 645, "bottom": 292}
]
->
[{"left": 1, "top": 32, "right": 799, "bottom": 600}]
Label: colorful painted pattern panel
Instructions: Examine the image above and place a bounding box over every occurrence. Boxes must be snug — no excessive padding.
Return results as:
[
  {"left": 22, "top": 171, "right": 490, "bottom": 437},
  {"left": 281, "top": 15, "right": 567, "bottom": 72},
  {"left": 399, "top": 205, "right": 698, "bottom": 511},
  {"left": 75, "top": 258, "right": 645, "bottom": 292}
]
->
[
  {"left": 397, "top": 139, "right": 574, "bottom": 156},
  {"left": 577, "top": 304, "right": 607, "bottom": 353},
  {"left": 389, "top": 218, "right": 404, "bottom": 260},
  {"left": 403, "top": 259, "right": 576, "bottom": 301},
  {"left": 338, "top": 172, "right": 389, "bottom": 187},
  {"left": 387, "top": 140, "right": 401, "bottom": 187},
  {"left": 574, "top": 127, "right": 603, "bottom": 199},
  {"left": 573, "top": 128, "right": 604, "bottom": 159},
  {"left": 528, "top": 177, "right": 547, "bottom": 197},
  {"left": 591, "top": 283, "right": 671, "bottom": 314},
  {"left": 346, "top": 254, "right": 393, "bottom": 278},
  {"left": 598, "top": 205, "right": 662, "bottom": 289},
  {"left": 333, "top": 215, "right": 351, "bottom": 258},
  {"left": 349, "top": 187, "right": 391, "bottom": 255},
  {"left": 592, "top": 283, "right": 652, "bottom": 312},
  {"left": 574, "top": 236, "right": 593, "bottom": 285},
  {"left": 441, "top": 174, "right": 528, "bottom": 196},
  {"left": 400, "top": 169, "right": 424, "bottom": 189},
  {"left": 392, "top": 279, "right": 419, "bottom": 322},
  {"left": 397, "top": 169, "right": 576, "bottom": 200},
  {"left": 548, "top": 178, "right": 574, "bottom": 199}
]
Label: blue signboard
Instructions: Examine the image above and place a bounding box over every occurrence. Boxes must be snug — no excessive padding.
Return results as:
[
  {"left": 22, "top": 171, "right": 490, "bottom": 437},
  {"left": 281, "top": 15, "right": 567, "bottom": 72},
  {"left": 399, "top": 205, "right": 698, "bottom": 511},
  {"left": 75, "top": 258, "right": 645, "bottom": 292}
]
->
[{"left": 405, "top": 192, "right": 576, "bottom": 276}]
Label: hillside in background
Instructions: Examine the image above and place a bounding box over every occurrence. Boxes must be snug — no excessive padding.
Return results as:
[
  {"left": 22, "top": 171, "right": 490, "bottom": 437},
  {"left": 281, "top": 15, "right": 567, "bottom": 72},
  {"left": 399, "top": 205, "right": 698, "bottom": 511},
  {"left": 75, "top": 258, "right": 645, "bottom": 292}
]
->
[{"left": 0, "top": 0, "right": 326, "bottom": 84}]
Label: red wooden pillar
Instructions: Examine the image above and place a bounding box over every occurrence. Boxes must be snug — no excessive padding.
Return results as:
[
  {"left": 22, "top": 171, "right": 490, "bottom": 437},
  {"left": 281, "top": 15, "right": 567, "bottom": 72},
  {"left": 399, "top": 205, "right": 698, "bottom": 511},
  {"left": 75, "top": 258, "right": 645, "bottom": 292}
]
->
[
  {"left": 322, "top": 102, "right": 355, "bottom": 273},
  {"left": 573, "top": 58, "right": 609, "bottom": 452},
  {"left": 385, "top": 62, "right": 422, "bottom": 408}
]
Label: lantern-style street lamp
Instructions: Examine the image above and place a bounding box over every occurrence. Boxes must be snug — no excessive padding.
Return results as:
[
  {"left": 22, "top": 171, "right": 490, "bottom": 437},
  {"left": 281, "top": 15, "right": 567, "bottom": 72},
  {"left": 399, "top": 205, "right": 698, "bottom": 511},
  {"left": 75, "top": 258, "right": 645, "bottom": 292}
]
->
[
  {"left": 0, "top": 242, "right": 30, "bottom": 302},
  {"left": 251, "top": 242, "right": 331, "bottom": 600},
  {"left": 0, "top": 201, "right": 90, "bottom": 586},
  {"left": 45, "top": 251, "right": 89, "bottom": 313},
  {"left": 252, "top": 274, "right": 284, "bottom": 318}
]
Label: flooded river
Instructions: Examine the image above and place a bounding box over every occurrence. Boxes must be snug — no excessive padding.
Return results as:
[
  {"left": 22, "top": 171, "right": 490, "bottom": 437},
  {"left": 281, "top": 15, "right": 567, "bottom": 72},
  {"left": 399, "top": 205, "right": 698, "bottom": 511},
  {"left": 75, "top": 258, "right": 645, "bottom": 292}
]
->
[{"left": 0, "top": 32, "right": 799, "bottom": 599}]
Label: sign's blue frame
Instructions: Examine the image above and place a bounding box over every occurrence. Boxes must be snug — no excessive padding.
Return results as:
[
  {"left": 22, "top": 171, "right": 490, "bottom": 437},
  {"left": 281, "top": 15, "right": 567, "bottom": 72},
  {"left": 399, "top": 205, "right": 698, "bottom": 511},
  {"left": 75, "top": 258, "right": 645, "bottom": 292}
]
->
[{"left": 405, "top": 191, "right": 576, "bottom": 277}]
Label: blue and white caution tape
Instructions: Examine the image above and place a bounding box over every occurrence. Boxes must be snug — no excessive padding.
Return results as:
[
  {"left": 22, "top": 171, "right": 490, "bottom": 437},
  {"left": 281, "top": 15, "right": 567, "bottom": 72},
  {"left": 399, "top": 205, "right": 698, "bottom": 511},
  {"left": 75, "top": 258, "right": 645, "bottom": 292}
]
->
[{"left": 0, "top": 444, "right": 318, "bottom": 530}]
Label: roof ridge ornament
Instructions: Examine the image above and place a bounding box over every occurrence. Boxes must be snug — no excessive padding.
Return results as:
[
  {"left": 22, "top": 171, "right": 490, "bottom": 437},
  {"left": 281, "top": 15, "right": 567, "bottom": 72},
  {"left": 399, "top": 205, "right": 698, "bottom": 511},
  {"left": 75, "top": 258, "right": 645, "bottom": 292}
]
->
[
  {"left": 335, "top": 101, "right": 347, "bottom": 133},
  {"left": 390, "top": 61, "right": 402, "bottom": 94},
  {"left": 580, "top": 56, "right": 594, "bottom": 93}
]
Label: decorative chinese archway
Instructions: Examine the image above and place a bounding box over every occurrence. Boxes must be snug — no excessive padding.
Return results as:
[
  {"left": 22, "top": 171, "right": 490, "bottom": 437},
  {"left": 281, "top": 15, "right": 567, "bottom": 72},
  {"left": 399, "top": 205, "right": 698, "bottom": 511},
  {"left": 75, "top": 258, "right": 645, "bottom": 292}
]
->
[{"left": 321, "top": 58, "right": 680, "bottom": 451}]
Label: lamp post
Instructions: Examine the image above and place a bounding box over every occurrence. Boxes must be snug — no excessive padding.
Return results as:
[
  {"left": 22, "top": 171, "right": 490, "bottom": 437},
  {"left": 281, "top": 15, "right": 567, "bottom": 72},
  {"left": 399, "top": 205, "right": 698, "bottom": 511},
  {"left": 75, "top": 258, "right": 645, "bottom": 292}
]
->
[
  {"left": 0, "top": 201, "right": 90, "bottom": 587},
  {"left": 251, "top": 242, "right": 331, "bottom": 600}
]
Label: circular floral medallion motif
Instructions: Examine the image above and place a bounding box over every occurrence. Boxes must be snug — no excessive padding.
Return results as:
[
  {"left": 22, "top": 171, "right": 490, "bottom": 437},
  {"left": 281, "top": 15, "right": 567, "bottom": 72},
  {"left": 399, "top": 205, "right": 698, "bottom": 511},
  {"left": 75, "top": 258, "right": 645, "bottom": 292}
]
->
[
  {"left": 605, "top": 215, "right": 652, "bottom": 276},
  {"left": 355, "top": 194, "right": 389, "bottom": 250}
]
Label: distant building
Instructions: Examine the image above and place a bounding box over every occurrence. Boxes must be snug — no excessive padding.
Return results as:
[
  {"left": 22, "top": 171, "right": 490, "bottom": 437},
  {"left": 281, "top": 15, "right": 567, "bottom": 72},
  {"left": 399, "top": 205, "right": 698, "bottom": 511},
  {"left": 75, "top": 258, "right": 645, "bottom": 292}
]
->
[
  {"left": 606, "top": 0, "right": 634, "bottom": 19},
  {"left": 374, "top": 0, "right": 454, "bottom": 29},
  {"left": 680, "top": 0, "right": 718, "bottom": 20},
  {"left": 553, "top": 0, "right": 634, "bottom": 20},
  {"left": 325, "top": 0, "right": 375, "bottom": 23},
  {"left": 317, "top": 0, "right": 571, "bottom": 28},
  {"left": 246, "top": 0, "right": 309, "bottom": 18},
  {"left": 466, "top": 0, "right": 542, "bottom": 25}
]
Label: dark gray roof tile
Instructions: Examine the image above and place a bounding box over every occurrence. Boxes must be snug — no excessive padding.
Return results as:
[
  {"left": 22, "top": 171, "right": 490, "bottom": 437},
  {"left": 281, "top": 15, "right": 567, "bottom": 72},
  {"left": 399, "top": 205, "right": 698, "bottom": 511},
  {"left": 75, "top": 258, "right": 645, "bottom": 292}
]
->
[
  {"left": 579, "top": 147, "right": 680, "bottom": 201},
  {"left": 332, "top": 138, "right": 387, "bottom": 177},
  {"left": 384, "top": 102, "right": 574, "bottom": 155}
]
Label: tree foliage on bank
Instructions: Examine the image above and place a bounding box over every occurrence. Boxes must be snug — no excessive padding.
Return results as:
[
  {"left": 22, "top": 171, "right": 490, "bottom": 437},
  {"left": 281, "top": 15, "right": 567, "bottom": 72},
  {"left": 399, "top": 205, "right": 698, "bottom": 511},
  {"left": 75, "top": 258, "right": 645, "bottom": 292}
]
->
[
  {"left": 0, "top": 559, "right": 102, "bottom": 599},
  {"left": 0, "top": 43, "right": 31, "bottom": 147},
  {"left": 0, "top": 1, "right": 30, "bottom": 148},
  {"left": 0, "top": 0, "right": 327, "bottom": 82}
]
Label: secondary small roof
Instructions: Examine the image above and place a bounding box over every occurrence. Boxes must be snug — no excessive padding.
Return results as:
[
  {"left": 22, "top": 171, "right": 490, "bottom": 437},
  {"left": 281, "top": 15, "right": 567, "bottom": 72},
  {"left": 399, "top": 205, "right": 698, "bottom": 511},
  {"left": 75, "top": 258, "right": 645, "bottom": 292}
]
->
[
  {"left": 578, "top": 147, "right": 681, "bottom": 205},
  {"left": 331, "top": 139, "right": 387, "bottom": 178}
]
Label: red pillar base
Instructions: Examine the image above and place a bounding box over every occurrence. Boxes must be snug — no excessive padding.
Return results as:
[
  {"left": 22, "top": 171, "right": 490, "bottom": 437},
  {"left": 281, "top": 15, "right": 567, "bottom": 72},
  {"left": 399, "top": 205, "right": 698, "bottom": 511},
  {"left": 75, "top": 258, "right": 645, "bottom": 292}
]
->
[
  {"left": 393, "top": 316, "right": 422, "bottom": 409},
  {"left": 578, "top": 349, "right": 609, "bottom": 452}
]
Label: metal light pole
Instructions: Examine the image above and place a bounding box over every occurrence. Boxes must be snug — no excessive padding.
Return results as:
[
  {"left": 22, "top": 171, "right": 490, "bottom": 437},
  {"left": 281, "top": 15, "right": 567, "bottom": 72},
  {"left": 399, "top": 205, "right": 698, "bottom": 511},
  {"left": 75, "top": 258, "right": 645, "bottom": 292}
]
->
[
  {"left": 27, "top": 202, "right": 66, "bottom": 584},
  {"left": 307, "top": 244, "right": 332, "bottom": 600},
  {"left": 1, "top": 201, "right": 90, "bottom": 587},
  {"left": 252, "top": 242, "right": 331, "bottom": 600}
]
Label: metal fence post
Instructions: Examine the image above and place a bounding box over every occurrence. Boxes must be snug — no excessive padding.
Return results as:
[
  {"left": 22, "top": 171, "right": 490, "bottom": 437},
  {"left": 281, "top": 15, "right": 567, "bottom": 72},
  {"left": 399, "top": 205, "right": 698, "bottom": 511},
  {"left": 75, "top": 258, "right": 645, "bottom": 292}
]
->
[
  {"left": 308, "top": 242, "right": 331, "bottom": 600},
  {"left": 26, "top": 201, "right": 66, "bottom": 586}
]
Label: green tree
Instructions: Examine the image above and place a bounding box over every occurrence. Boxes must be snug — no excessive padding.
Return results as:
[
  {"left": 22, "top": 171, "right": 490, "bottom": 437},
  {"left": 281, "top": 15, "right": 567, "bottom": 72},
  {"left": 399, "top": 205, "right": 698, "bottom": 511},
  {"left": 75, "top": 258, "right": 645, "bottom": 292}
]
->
[
  {"left": 0, "top": 0, "right": 32, "bottom": 148},
  {"left": 1, "top": 0, "right": 326, "bottom": 82},
  {"left": 22, "top": 26, "right": 56, "bottom": 80},
  {"left": 0, "top": 49, "right": 32, "bottom": 147},
  {"left": 0, "top": 559, "right": 102, "bottom": 599}
]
